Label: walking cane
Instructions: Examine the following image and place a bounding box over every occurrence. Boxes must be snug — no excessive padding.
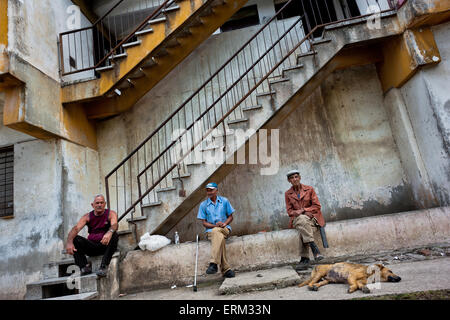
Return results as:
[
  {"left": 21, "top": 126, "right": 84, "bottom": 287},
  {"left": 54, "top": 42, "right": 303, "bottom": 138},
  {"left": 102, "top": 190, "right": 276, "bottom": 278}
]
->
[{"left": 193, "top": 234, "right": 199, "bottom": 292}]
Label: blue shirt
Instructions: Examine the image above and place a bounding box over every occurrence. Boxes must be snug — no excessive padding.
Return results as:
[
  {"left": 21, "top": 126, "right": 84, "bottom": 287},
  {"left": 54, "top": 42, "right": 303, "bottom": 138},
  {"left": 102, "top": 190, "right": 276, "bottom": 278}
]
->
[{"left": 197, "top": 195, "right": 235, "bottom": 233}]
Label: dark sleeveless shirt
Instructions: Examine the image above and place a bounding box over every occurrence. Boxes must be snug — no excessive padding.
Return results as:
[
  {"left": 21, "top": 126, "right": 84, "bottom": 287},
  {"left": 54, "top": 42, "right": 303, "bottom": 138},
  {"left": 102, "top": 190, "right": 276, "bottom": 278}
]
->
[{"left": 87, "top": 209, "right": 111, "bottom": 242}]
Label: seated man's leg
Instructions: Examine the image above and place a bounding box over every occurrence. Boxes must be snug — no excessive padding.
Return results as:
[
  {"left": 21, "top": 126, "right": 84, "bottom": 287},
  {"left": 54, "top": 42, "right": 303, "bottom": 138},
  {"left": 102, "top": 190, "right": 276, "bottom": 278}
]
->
[
  {"left": 73, "top": 235, "right": 101, "bottom": 274},
  {"left": 99, "top": 232, "right": 119, "bottom": 270},
  {"left": 293, "top": 215, "right": 322, "bottom": 270},
  {"left": 207, "top": 227, "right": 231, "bottom": 275}
]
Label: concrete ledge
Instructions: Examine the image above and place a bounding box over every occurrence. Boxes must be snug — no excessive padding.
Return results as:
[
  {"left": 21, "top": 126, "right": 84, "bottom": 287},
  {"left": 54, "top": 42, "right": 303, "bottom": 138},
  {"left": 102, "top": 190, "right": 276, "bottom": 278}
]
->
[{"left": 119, "top": 206, "right": 450, "bottom": 293}]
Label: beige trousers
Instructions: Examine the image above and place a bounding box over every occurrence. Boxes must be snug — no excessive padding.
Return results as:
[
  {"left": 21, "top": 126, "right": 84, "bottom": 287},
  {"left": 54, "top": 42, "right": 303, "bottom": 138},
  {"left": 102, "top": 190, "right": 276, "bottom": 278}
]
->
[
  {"left": 207, "top": 227, "right": 231, "bottom": 273},
  {"left": 293, "top": 214, "right": 318, "bottom": 258}
]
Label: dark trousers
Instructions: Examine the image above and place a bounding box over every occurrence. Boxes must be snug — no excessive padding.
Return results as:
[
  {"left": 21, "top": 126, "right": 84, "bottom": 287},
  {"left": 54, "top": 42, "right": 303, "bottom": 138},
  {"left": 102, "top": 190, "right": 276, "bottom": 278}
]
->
[{"left": 73, "top": 233, "right": 119, "bottom": 269}]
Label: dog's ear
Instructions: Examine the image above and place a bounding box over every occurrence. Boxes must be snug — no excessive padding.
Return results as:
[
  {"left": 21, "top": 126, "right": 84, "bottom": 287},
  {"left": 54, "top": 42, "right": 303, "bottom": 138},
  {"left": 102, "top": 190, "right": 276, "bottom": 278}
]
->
[{"left": 375, "top": 264, "right": 384, "bottom": 270}]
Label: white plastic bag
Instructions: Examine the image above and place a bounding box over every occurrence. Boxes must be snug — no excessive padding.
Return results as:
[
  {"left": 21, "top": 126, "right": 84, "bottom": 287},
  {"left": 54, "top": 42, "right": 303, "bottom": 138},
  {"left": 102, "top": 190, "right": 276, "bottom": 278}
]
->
[{"left": 138, "top": 233, "right": 171, "bottom": 251}]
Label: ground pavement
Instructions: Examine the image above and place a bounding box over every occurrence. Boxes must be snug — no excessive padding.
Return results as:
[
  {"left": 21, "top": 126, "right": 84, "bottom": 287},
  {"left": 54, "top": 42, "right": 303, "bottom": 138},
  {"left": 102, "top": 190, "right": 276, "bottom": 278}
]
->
[{"left": 117, "top": 243, "right": 450, "bottom": 300}]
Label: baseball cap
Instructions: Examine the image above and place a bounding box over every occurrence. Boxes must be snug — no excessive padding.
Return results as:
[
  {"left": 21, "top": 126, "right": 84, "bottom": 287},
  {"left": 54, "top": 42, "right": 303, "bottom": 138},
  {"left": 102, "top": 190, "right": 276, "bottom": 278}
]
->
[{"left": 205, "top": 182, "right": 218, "bottom": 189}]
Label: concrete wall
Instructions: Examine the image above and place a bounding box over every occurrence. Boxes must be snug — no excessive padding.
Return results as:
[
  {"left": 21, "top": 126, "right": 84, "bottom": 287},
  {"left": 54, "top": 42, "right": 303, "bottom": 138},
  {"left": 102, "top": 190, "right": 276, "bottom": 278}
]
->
[
  {"left": 396, "top": 21, "right": 450, "bottom": 206},
  {"left": 0, "top": 1, "right": 101, "bottom": 299},
  {"left": 165, "top": 63, "right": 418, "bottom": 241},
  {"left": 7, "top": 0, "right": 93, "bottom": 82}
]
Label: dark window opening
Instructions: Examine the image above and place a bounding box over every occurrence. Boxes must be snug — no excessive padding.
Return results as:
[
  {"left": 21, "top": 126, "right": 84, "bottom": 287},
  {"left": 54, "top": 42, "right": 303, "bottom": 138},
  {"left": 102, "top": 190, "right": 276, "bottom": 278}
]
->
[
  {"left": 220, "top": 5, "right": 260, "bottom": 32},
  {"left": 0, "top": 146, "right": 14, "bottom": 218},
  {"left": 274, "top": 0, "right": 338, "bottom": 38}
]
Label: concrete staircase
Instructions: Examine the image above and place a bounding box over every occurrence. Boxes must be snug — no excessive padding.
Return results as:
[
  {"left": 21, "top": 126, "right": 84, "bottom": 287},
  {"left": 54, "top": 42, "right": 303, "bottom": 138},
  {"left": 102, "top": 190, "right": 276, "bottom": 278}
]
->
[
  {"left": 116, "top": 11, "right": 402, "bottom": 252},
  {"left": 61, "top": 0, "right": 249, "bottom": 120},
  {"left": 25, "top": 252, "right": 119, "bottom": 300}
]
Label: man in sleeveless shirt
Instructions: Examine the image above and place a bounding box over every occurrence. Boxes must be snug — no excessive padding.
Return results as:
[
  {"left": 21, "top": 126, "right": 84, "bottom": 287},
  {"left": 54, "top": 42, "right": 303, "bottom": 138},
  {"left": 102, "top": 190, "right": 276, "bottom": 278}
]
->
[
  {"left": 65, "top": 195, "right": 119, "bottom": 277},
  {"left": 285, "top": 170, "right": 325, "bottom": 270}
]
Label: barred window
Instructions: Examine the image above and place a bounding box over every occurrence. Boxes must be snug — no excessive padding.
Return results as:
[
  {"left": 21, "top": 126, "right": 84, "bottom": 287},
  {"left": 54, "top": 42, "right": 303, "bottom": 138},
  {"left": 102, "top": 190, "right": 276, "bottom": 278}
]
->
[{"left": 0, "top": 146, "right": 13, "bottom": 218}]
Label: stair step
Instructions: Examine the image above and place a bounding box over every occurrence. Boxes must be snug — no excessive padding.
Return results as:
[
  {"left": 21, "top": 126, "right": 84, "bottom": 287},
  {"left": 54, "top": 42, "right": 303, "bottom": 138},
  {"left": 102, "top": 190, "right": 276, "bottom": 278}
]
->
[
  {"left": 122, "top": 40, "right": 142, "bottom": 49},
  {"left": 108, "top": 52, "right": 127, "bottom": 60},
  {"left": 156, "top": 186, "right": 176, "bottom": 193},
  {"left": 148, "top": 17, "right": 167, "bottom": 25},
  {"left": 242, "top": 104, "right": 263, "bottom": 112},
  {"left": 172, "top": 172, "right": 191, "bottom": 179},
  {"left": 201, "top": 144, "right": 220, "bottom": 151},
  {"left": 165, "top": 37, "right": 181, "bottom": 48},
  {"left": 283, "top": 63, "right": 304, "bottom": 71},
  {"left": 297, "top": 51, "right": 317, "bottom": 59},
  {"left": 43, "top": 291, "right": 98, "bottom": 300},
  {"left": 213, "top": 129, "right": 235, "bottom": 138},
  {"left": 142, "top": 200, "right": 162, "bottom": 208},
  {"left": 256, "top": 90, "right": 276, "bottom": 97},
  {"left": 135, "top": 28, "right": 154, "bottom": 36},
  {"left": 269, "top": 77, "right": 290, "bottom": 85},
  {"left": 95, "top": 65, "right": 114, "bottom": 72},
  {"left": 311, "top": 38, "right": 332, "bottom": 45},
  {"left": 28, "top": 274, "right": 97, "bottom": 287},
  {"left": 126, "top": 215, "right": 147, "bottom": 223},
  {"left": 162, "top": 5, "right": 180, "bottom": 13},
  {"left": 228, "top": 118, "right": 248, "bottom": 125},
  {"left": 118, "top": 229, "right": 133, "bottom": 235}
]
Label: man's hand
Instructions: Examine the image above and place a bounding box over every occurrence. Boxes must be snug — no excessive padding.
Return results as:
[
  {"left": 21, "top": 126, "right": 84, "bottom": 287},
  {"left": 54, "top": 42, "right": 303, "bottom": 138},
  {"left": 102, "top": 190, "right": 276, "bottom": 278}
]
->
[
  {"left": 304, "top": 211, "right": 314, "bottom": 218},
  {"left": 100, "top": 232, "right": 112, "bottom": 246},
  {"left": 66, "top": 242, "right": 77, "bottom": 255},
  {"left": 216, "top": 221, "right": 227, "bottom": 228}
]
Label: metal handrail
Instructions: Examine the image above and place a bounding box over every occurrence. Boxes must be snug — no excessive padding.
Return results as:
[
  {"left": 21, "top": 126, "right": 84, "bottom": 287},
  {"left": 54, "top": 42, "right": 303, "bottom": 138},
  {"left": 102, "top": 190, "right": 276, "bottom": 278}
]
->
[
  {"left": 59, "top": 0, "right": 173, "bottom": 76},
  {"left": 107, "top": 0, "right": 397, "bottom": 223}
]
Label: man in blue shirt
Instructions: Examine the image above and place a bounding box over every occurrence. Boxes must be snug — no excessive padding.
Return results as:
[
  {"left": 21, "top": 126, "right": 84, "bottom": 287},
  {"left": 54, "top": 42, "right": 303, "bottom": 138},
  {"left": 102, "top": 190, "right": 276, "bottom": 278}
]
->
[{"left": 197, "top": 182, "right": 235, "bottom": 278}]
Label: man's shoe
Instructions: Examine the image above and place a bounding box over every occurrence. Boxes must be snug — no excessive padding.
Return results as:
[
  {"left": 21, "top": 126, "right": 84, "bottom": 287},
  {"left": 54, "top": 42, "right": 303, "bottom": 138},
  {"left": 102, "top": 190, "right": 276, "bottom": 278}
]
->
[
  {"left": 80, "top": 263, "right": 92, "bottom": 276},
  {"left": 223, "top": 269, "right": 235, "bottom": 278},
  {"left": 96, "top": 266, "right": 108, "bottom": 278},
  {"left": 314, "top": 254, "right": 324, "bottom": 261},
  {"left": 294, "top": 258, "right": 310, "bottom": 271},
  {"left": 206, "top": 263, "right": 218, "bottom": 274}
]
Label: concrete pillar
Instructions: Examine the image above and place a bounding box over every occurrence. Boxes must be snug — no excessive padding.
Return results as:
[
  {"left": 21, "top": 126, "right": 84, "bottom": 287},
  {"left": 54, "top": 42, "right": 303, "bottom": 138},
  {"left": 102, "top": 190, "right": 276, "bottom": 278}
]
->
[{"left": 383, "top": 88, "right": 438, "bottom": 208}]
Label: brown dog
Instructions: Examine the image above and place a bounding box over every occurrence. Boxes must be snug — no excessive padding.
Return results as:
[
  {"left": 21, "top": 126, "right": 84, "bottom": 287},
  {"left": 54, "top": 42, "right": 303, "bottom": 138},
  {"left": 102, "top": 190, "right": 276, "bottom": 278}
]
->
[{"left": 298, "top": 262, "right": 401, "bottom": 293}]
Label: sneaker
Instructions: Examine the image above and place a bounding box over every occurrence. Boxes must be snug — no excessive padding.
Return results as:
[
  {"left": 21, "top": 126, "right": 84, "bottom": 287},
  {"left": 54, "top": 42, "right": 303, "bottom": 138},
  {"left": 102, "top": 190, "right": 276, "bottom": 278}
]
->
[
  {"left": 80, "top": 263, "right": 92, "bottom": 276},
  {"left": 96, "top": 266, "right": 108, "bottom": 278},
  {"left": 206, "top": 263, "right": 218, "bottom": 274},
  {"left": 294, "top": 258, "right": 310, "bottom": 271},
  {"left": 223, "top": 269, "right": 235, "bottom": 278}
]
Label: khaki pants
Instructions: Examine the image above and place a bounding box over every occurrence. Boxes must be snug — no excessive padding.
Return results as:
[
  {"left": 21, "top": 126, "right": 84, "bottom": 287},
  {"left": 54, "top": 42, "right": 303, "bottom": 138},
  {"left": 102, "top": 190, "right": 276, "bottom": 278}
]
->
[
  {"left": 207, "top": 227, "right": 231, "bottom": 273},
  {"left": 293, "top": 214, "right": 318, "bottom": 258}
]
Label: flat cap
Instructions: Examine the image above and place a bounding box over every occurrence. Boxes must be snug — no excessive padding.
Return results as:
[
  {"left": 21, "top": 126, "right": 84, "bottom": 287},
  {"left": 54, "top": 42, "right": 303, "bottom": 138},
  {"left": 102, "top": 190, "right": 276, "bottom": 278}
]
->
[{"left": 286, "top": 169, "right": 300, "bottom": 178}]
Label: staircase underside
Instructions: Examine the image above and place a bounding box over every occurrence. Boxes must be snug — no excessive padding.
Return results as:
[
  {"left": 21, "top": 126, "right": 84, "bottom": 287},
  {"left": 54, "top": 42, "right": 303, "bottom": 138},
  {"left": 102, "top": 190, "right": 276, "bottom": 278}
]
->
[
  {"left": 61, "top": 0, "right": 249, "bottom": 120},
  {"left": 116, "top": 12, "right": 424, "bottom": 251}
]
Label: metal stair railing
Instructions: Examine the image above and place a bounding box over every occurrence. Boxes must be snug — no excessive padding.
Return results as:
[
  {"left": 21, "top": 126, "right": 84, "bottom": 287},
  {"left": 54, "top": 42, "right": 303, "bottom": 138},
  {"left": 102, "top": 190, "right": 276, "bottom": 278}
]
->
[
  {"left": 59, "top": 0, "right": 176, "bottom": 76},
  {"left": 106, "top": 0, "right": 397, "bottom": 225}
]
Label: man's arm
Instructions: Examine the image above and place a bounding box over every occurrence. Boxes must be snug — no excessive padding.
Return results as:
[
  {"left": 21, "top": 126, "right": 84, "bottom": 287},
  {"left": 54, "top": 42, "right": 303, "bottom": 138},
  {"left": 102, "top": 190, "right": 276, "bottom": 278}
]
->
[
  {"left": 66, "top": 214, "right": 89, "bottom": 255},
  {"left": 201, "top": 219, "right": 218, "bottom": 229},
  {"left": 303, "top": 188, "right": 321, "bottom": 218},
  {"left": 217, "top": 214, "right": 233, "bottom": 228},
  {"left": 100, "top": 210, "right": 118, "bottom": 246},
  {"left": 285, "top": 193, "right": 303, "bottom": 217}
]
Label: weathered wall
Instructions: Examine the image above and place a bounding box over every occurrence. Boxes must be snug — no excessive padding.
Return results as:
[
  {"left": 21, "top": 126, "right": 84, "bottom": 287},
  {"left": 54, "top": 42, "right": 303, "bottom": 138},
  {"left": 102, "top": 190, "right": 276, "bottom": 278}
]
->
[
  {"left": 396, "top": 21, "right": 450, "bottom": 206},
  {"left": 165, "top": 63, "right": 418, "bottom": 241},
  {"left": 0, "top": 138, "right": 64, "bottom": 300},
  {"left": 0, "top": 1, "right": 100, "bottom": 298}
]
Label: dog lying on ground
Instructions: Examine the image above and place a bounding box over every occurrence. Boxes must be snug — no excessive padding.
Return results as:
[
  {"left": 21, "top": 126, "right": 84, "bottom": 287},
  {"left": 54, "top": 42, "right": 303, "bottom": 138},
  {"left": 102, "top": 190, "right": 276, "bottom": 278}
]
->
[{"left": 298, "top": 262, "right": 401, "bottom": 293}]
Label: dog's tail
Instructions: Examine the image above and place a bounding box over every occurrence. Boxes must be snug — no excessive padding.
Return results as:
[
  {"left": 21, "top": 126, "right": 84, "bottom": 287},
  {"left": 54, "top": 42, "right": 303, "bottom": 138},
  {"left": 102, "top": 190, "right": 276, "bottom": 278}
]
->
[{"left": 297, "top": 277, "right": 312, "bottom": 288}]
